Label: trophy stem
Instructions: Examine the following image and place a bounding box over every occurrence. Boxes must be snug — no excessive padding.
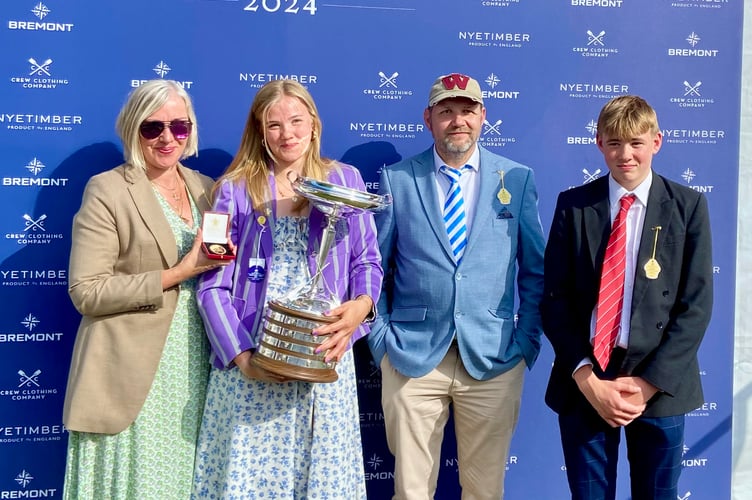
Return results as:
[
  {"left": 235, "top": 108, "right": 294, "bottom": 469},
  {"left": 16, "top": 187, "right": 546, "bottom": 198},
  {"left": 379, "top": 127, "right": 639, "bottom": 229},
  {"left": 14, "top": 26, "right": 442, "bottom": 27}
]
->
[{"left": 308, "top": 214, "right": 339, "bottom": 296}]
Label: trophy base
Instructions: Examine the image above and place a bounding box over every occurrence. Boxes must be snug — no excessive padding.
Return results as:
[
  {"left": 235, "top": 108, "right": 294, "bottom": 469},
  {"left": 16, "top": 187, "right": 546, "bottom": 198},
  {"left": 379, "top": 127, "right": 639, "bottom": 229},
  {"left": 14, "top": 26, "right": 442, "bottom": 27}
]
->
[{"left": 250, "top": 300, "right": 339, "bottom": 383}]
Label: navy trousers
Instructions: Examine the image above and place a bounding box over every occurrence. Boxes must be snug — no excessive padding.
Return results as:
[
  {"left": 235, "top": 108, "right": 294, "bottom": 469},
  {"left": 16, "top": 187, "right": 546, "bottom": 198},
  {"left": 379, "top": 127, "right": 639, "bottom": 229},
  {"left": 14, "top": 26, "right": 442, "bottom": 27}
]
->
[{"left": 558, "top": 409, "right": 685, "bottom": 500}]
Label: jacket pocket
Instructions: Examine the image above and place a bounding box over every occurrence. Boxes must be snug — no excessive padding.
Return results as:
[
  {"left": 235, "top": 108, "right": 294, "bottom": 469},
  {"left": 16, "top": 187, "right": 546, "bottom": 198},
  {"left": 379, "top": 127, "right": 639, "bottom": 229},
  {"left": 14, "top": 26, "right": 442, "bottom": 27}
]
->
[{"left": 391, "top": 306, "right": 427, "bottom": 322}]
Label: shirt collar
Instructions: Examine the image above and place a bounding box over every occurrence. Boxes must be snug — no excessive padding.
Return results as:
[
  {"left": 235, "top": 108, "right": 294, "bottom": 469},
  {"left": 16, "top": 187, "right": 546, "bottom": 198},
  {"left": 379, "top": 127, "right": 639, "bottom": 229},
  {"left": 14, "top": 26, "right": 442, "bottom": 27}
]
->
[
  {"left": 608, "top": 170, "right": 652, "bottom": 207},
  {"left": 433, "top": 144, "right": 480, "bottom": 175}
]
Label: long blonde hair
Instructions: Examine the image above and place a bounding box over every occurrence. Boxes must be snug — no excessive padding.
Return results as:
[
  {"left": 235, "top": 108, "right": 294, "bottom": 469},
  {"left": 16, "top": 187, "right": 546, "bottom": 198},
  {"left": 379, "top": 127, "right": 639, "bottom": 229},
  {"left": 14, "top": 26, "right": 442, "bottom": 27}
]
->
[{"left": 219, "top": 80, "right": 333, "bottom": 211}]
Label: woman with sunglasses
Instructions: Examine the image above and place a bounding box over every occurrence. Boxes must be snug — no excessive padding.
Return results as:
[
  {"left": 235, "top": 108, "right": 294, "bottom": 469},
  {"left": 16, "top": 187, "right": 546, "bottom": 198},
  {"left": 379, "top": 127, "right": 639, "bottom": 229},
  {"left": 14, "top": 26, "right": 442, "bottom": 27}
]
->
[
  {"left": 191, "top": 80, "right": 381, "bottom": 499},
  {"left": 61, "top": 79, "right": 229, "bottom": 499}
]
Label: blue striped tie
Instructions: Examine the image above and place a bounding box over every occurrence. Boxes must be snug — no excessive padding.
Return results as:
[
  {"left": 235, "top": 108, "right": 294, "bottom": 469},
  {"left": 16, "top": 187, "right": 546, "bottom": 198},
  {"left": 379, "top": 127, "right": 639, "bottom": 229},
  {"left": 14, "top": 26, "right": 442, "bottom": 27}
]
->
[{"left": 440, "top": 165, "right": 471, "bottom": 263}]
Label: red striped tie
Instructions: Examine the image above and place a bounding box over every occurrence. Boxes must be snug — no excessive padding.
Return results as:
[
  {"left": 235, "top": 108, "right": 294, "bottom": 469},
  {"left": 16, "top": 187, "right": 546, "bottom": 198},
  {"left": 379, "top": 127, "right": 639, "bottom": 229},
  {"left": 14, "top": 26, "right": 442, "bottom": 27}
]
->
[{"left": 593, "top": 194, "right": 636, "bottom": 371}]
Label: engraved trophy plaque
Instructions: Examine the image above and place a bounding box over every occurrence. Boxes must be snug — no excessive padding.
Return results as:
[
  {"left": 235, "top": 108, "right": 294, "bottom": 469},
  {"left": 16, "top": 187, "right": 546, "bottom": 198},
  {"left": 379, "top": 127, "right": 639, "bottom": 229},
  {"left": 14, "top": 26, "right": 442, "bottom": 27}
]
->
[{"left": 250, "top": 173, "right": 391, "bottom": 383}]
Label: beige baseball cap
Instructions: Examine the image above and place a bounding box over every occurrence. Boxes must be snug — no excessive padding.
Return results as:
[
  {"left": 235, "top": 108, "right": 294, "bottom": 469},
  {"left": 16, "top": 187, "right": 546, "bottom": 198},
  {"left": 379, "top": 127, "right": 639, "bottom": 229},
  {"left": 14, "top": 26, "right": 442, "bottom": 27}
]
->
[{"left": 427, "top": 73, "right": 484, "bottom": 107}]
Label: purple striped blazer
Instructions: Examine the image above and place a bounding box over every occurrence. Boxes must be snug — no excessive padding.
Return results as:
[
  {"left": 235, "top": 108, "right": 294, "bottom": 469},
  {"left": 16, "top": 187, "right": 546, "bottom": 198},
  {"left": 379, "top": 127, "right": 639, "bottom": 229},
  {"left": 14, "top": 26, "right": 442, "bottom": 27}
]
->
[{"left": 197, "top": 163, "right": 383, "bottom": 368}]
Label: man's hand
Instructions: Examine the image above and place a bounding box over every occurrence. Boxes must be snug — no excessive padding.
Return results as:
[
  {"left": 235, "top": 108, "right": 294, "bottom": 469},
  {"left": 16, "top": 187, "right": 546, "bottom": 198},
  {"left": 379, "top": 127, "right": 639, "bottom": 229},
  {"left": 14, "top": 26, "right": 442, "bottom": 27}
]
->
[{"left": 573, "top": 365, "right": 647, "bottom": 427}]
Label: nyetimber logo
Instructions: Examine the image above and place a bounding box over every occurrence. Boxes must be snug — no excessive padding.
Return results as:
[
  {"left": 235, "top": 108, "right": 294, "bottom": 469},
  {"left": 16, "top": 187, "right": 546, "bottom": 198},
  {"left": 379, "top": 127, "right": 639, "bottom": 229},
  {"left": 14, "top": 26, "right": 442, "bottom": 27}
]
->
[
  {"left": 363, "top": 71, "right": 414, "bottom": 101},
  {"left": 131, "top": 61, "right": 194, "bottom": 89},
  {"left": 239, "top": 72, "right": 318, "bottom": 89},
  {"left": 7, "top": 2, "right": 74, "bottom": 32},
  {"left": 459, "top": 30, "right": 530, "bottom": 49}
]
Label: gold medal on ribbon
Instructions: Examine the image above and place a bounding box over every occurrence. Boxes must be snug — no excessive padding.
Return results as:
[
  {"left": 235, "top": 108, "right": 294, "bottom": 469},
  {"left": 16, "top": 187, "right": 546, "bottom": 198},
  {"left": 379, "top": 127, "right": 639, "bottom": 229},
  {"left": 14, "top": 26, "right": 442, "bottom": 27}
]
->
[
  {"left": 643, "top": 226, "right": 662, "bottom": 279},
  {"left": 496, "top": 170, "right": 512, "bottom": 205},
  {"left": 257, "top": 215, "right": 267, "bottom": 225}
]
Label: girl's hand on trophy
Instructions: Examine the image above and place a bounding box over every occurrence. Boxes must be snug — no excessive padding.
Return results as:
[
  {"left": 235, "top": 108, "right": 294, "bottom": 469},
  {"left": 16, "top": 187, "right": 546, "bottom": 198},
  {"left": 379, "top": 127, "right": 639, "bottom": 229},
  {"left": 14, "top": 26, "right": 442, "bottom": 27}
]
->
[
  {"left": 234, "top": 350, "right": 290, "bottom": 383},
  {"left": 313, "top": 295, "right": 374, "bottom": 362}
]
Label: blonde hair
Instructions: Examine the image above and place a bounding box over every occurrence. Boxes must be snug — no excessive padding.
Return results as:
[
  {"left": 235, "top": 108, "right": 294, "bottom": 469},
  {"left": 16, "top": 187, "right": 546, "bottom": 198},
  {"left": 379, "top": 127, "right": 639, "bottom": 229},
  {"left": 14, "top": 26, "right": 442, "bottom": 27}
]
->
[
  {"left": 115, "top": 79, "right": 199, "bottom": 170},
  {"left": 597, "top": 95, "right": 660, "bottom": 140},
  {"left": 219, "top": 80, "right": 333, "bottom": 211}
]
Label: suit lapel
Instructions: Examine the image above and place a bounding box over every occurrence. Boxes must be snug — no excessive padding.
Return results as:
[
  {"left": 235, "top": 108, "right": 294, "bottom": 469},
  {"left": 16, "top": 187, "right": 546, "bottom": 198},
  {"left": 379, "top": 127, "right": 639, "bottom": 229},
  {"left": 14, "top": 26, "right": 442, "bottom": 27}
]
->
[
  {"left": 124, "top": 164, "right": 178, "bottom": 265},
  {"left": 464, "top": 148, "right": 499, "bottom": 257},
  {"left": 631, "top": 175, "right": 673, "bottom": 313},
  {"left": 413, "top": 150, "right": 455, "bottom": 261},
  {"left": 584, "top": 178, "right": 611, "bottom": 269}
]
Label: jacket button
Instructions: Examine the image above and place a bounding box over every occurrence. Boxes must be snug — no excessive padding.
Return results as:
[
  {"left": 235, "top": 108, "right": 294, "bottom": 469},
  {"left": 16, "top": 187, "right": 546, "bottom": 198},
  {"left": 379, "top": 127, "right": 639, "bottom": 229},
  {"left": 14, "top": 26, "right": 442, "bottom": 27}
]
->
[
  {"left": 663, "top": 290, "right": 669, "bottom": 297},
  {"left": 656, "top": 322, "right": 664, "bottom": 329}
]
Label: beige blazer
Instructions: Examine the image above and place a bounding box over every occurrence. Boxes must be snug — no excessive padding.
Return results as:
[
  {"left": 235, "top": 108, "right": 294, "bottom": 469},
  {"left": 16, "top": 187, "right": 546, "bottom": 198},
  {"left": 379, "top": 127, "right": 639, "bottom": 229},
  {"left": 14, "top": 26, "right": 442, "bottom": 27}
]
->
[{"left": 62, "top": 162, "right": 214, "bottom": 434}]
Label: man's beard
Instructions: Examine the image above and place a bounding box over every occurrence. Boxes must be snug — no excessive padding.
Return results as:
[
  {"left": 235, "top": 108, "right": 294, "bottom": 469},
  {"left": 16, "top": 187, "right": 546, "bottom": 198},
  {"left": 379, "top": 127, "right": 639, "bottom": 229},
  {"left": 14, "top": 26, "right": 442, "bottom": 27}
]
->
[{"left": 441, "top": 135, "right": 474, "bottom": 155}]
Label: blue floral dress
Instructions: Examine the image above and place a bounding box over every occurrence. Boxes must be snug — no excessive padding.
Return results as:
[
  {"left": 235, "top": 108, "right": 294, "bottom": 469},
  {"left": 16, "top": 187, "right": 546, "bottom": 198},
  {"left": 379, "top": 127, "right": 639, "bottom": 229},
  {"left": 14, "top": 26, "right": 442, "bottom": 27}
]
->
[{"left": 192, "top": 216, "right": 366, "bottom": 500}]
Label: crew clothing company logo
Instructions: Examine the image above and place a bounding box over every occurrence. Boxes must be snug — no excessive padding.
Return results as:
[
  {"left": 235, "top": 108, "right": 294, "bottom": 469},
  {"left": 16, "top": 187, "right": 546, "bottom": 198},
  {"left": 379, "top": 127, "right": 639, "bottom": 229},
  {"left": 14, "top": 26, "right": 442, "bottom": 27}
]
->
[
  {"left": 0, "top": 470, "right": 58, "bottom": 498},
  {"left": 5, "top": 213, "right": 64, "bottom": 246},
  {"left": 459, "top": 30, "right": 531, "bottom": 49},
  {"left": 479, "top": 115, "right": 517, "bottom": 148},
  {"left": 572, "top": 29, "right": 619, "bottom": 58},
  {"left": 2, "top": 157, "right": 70, "bottom": 188},
  {"left": 681, "top": 168, "right": 714, "bottom": 194},
  {"left": 559, "top": 81, "right": 629, "bottom": 100},
  {"left": 362, "top": 71, "right": 414, "bottom": 101},
  {"left": 10, "top": 56, "right": 70, "bottom": 90},
  {"left": 1, "top": 367, "right": 58, "bottom": 401},
  {"left": 567, "top": 119, "right": 598, "bottom": 145},
  {"left": 7, "top": 2, "right": 74, "bottom": 32},
  {"left": 479, "top": 0, "right": 521, "bottom": 9},
  {"left": 582, "top": 167, "right": 602, "bottom": 184},
  {"left": 668, "top": 32, "right": 719, "bottom": 58},
  {"left": 131, "top": 61, "right": 194, "bottom": 89},
  {"left": 482, "top": 73, "right": 520, "bottom": 101},
  {"left": 239, "top": 71, "right": 318, "bottom": 89},
  {"left": 0, "top": 313, "right": 64, "bottom": 344},
  {"left": 669, "top": 79, "right": 715, "bottom": 109}
]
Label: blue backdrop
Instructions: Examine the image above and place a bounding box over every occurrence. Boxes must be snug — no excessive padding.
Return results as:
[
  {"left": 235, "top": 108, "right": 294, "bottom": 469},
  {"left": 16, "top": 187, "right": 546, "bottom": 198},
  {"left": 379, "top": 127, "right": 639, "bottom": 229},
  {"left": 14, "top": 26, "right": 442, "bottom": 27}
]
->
[{"left": 0, "top": 1, "right": 741, "bottom": 498}]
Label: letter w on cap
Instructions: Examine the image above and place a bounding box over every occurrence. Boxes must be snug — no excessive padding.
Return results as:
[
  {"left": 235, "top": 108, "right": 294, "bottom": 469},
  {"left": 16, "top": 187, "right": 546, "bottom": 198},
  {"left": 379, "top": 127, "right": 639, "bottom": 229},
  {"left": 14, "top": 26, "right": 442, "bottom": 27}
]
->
[{"left": 442, "top": 73, "right": 470, "bottom": 90}]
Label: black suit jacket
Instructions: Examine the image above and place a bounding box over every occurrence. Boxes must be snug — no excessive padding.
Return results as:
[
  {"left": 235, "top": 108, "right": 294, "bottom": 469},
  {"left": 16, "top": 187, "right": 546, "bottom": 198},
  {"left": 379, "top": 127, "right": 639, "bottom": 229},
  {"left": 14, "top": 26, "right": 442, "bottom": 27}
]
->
[{"left": 541, "top": 173, "right": 713, "bottom": 418}]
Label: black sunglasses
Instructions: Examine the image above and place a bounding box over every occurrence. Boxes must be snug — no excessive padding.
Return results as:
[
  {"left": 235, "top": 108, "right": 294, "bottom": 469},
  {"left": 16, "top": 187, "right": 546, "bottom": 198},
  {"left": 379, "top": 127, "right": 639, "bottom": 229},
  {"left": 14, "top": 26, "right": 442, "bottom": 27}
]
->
[{"left": 139, "top": 119, "right": 193, "bottom": 140}]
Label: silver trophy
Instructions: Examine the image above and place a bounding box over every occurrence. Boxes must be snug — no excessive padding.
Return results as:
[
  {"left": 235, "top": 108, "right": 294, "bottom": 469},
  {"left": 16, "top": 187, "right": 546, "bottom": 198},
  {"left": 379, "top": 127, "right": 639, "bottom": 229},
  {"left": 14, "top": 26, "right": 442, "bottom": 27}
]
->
[{"left": 251, "top": 172, "right": 391, "bottom": 383}]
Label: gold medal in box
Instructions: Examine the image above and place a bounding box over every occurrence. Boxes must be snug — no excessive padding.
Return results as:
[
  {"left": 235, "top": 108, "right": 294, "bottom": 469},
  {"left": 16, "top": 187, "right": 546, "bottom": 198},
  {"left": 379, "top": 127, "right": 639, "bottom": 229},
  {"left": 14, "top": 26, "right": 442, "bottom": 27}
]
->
[{"left": 202, "top": 211, "right": 235, "bottom": 260}]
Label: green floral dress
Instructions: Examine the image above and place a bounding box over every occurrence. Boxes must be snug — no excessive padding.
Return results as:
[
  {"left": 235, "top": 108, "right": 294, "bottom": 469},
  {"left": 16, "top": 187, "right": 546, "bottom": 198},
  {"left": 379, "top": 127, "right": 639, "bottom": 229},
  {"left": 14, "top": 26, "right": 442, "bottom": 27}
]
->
[{"left": 63, "top": 191, "right": 210, "bottom": 500}]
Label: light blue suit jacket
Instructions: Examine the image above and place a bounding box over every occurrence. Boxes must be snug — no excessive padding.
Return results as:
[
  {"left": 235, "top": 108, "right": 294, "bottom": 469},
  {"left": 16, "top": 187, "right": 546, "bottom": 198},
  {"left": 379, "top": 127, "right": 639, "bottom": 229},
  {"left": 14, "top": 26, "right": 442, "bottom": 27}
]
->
[{"left": 368, "top": 146, "right": 545, "bottom": 381}]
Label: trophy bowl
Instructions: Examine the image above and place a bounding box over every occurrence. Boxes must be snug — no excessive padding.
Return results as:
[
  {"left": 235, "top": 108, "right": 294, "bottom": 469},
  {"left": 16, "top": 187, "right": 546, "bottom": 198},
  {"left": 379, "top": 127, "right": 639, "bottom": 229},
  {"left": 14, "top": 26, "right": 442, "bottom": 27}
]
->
[{"left": 250, "top": 173, "right": 391, "bottom": 383}]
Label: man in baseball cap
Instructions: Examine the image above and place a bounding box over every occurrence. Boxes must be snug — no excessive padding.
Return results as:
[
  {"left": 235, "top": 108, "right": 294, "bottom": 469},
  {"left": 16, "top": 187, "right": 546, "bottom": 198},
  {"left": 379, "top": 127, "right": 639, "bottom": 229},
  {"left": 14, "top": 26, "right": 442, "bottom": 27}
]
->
[
  {"left": 368, "top": 72, "right": 545, "bottom": 499},
  {"left": 427, "top": 72, "right": 484, "bottom": 107}
]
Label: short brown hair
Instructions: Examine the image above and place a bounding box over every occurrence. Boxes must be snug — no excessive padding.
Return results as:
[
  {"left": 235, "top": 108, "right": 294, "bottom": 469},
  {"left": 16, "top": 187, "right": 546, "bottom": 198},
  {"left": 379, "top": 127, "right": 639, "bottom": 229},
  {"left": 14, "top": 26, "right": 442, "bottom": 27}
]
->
[{"left": 597, "top": 95, "right": 659, "bottom": 139}]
